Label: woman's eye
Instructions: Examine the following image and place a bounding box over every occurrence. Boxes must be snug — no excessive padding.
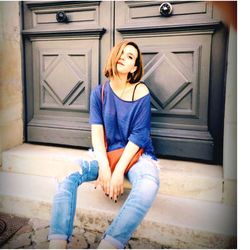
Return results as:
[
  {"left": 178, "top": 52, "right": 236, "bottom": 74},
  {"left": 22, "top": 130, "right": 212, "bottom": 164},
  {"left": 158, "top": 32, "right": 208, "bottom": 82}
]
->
[{"left": 128, "top": 56, "right": 133, "bottom": 59}]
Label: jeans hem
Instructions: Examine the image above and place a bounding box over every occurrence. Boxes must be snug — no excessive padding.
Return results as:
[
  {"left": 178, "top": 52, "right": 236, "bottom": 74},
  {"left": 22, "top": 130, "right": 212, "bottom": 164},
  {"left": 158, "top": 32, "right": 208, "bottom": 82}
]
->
[
  {"left": 48, "top": 234, "right": 72, "bottom": 242},
  {"left": 104, "top": 234, "right": 124, "bottom": 249}
]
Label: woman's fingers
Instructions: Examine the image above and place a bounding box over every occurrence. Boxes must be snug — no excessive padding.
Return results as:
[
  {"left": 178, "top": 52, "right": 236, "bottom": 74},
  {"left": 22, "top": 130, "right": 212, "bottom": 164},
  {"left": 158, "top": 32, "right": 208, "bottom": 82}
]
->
[
  {"left": 120, "top": 185, "right": 124, "bottom": 197},
  {"left": 96, "top": 166, "right": 111, "bottom": 195},
  {"left": 104, "top": 180, "right": 110, "bottom": 195},
  {"left": 109, "top": 183, "right": 123, "bottom": 202},
  {"left": 113, "top": 187, "right": 118, "bottom": 202},
  {"left": 94, "top": 177, "right": 111, "bottom": 198},
  {"left": 105, "top": 180, "right": 110, "bottom": 196},
  {"left": 109, "top": 185, "right": 113, "bottom": 200}
]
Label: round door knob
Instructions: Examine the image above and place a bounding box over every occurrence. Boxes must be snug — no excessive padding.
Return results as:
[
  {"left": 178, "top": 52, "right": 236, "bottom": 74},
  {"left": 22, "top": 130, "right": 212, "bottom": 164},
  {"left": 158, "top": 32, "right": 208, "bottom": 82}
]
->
[
  {"left": 159, "top": 2, "right": 173, "bottom": 17},
  {"left": 56, "top": 11, "right": 68, "bottom": 23}
]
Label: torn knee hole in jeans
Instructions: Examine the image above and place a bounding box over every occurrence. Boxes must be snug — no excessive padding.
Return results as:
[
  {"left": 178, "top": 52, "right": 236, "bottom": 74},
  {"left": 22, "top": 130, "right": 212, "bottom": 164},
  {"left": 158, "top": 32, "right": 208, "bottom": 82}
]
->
[{"left": 57, "top": 167, "right": 83, "bottom": 183}]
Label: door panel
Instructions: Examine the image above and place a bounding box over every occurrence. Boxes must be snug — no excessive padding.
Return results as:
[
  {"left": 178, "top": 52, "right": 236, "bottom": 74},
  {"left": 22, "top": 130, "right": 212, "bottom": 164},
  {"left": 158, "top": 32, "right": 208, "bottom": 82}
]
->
[
  {"left": 140, "top": 38, "right": 210, "bottom": 123},
  {"left": 23, "top": 1, "right": 101, "bottom": 30},
  {"left": 115, "top": 1, "right": 214, "bottom": 30},
  {"left": 28, "top": 39, "right": 99, "bottom": 146},
  {"left": 38, "top": 47, "right": 90, "bottom": 112}
]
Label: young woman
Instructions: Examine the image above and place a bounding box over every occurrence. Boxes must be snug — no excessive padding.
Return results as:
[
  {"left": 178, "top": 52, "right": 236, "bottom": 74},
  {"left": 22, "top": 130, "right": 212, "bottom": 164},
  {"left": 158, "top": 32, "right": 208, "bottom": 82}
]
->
[{"left": 48, "top": 40, "right": 160, "bottom": 249}]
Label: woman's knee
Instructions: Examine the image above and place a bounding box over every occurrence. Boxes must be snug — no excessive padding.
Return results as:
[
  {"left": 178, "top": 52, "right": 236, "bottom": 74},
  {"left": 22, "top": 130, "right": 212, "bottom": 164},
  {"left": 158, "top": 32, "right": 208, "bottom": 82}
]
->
[
  {"left": 79, "top": 159, "right": 99, "bottom": 182},
  {"left": 143, "top": 165, "right": 160, "bottom": 187},
  {"left": 128, "top": 176, "right": 159, "bottom": 213},
  {"left": 131, "top": 169, "right": 160, "bottom": 206},
  {"left": 140, "top": 174, "right": 160, "bottom": 196},
  {"left": 55, "top": 173, "right": 80, "bottom": 197},
  {"left": 129, "top": 158, "right": 160, "bottom": 186},
  {"left": 57, "top": 159, "right": 99, "bottom": 188}
]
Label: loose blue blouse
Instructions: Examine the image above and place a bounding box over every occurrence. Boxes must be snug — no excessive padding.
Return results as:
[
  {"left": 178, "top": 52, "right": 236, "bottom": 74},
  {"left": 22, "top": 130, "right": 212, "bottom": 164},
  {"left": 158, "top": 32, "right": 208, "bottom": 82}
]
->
[{"left": 89, "top": 80, "right": 157, "bottom": 160}]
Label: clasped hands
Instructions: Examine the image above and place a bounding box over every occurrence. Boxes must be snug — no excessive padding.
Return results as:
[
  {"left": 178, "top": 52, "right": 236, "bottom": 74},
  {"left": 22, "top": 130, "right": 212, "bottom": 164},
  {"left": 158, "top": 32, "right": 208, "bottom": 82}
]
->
[{"left": 94, "top": 164, "right": 124, "bottom": 203}]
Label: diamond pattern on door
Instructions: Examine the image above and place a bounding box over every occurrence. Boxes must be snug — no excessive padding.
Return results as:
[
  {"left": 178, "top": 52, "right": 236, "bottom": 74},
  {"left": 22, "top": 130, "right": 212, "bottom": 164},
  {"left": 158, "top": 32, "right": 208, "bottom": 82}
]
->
[
  {"left": 142, "top": 46, "right": 199, "bottom": 116},
  {"left": 144, "top": 52, "right": 190, "bottom": 109},
  {"left": 44, "top": 57, "right": 83, "bottom": 104},
  {"left": 40, "top": 49, "right": 90, "bottom": 111}
]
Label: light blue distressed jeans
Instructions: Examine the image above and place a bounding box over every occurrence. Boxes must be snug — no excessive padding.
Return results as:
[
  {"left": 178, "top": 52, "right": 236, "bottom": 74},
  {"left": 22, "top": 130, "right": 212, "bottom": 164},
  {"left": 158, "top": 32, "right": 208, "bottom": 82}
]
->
[{"left": 48, "top": 154, "right": 160, "bottom": 249}]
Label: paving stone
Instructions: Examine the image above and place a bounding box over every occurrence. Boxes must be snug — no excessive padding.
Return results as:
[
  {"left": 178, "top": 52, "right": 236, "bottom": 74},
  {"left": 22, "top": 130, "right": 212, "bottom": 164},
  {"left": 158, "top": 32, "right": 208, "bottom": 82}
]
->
[
  {"left": 21, "top": 242, "right": 36, "bottom": 249},
  {"left": 88, "top": 242, "right": 99, "bottom": 249},
  {"left": 2, "top": 232, "right": 32, "bottom": 249},
  {"left": 68, "top": 234, "right": 88, "bottom": 249},
  {"left": 35, "top": 241, "right": 50, "bottom": 249},
  {"left": 23, "top": 244, "right": 36, "bottom": 249},
  {"left": 87, "top": 231, "right": 102, "bottom": 249},
  {"left": 72, "top": 226, "right": 86, "bottom": 235},
  {"left": 128, "top": 237, "right": 170, "bottom": 249},
  {"left": 28, "top": 218, "right": 49, "bottom": 231},
  {"left": 15, "top": 224, "right": 33, "bottom": 235},
  {"left": 84, "top": 230, "right": 98, "bottom": 244},
  {"left": 31, "top": 228, "right": 49, "bottom": 244}
]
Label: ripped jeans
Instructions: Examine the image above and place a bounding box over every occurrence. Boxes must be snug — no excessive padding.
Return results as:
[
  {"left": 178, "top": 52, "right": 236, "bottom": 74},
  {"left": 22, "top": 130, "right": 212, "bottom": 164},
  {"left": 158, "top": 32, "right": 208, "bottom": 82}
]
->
[{"left": 48, "top": 154, "right": 160, "bottom": 249}]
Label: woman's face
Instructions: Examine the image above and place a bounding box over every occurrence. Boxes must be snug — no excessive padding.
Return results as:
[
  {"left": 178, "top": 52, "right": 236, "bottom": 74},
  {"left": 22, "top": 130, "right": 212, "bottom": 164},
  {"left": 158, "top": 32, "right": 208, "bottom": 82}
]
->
[{"left": 116, "top": 45, "right": 138, "bottom": 76}]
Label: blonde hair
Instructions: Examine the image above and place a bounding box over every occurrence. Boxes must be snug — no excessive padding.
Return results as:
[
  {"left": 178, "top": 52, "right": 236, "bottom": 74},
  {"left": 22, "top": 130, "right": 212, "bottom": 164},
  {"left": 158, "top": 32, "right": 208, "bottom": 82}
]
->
[{"left": 103, "top": 40, "right": 144, "bottom": 84}]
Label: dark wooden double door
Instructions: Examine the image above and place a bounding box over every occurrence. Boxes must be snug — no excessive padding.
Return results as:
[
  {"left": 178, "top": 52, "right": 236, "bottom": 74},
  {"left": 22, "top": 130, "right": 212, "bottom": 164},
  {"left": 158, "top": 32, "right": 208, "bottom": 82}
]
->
[{"left": 23, "top": 1, "right": 227, "bottom": 164}]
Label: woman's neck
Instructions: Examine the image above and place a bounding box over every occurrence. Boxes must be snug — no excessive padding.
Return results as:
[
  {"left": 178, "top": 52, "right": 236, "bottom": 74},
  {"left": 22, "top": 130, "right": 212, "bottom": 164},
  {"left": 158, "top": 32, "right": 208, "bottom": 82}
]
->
[
  {"left": 110, "top": 75, "right": 129, "bottom": 90},
  {"left": 110, "top": 75, "right": 133, "bottom": 100}
]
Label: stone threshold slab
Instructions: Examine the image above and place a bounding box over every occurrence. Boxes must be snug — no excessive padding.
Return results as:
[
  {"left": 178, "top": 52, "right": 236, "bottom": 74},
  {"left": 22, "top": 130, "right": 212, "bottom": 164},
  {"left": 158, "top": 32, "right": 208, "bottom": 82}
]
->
[{"left": 2, "top": 143, "right": 223, "bottom": 202}]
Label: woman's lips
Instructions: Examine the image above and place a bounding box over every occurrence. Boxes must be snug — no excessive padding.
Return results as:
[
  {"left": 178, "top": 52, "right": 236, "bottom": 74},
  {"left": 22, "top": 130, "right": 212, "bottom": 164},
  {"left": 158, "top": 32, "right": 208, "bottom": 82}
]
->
[{"left": 117, "top": 61, "right": 124, "bottom": 66}]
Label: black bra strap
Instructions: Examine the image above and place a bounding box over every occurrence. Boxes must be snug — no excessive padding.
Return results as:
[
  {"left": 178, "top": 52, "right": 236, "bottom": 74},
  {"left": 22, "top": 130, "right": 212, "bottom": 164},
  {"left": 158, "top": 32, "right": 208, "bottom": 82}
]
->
[{"left": 132, "top": 82, "right": 144, "bottom": 101}]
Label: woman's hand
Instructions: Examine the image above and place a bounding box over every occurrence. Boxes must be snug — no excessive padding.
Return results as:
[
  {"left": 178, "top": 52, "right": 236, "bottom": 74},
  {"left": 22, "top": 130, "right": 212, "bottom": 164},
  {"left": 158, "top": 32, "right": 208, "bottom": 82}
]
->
[
  {"left": 95, "top": 163, "right": 111, "bottom": 195},
  {"left": 109, "top": 168, "right": 124, "bottom": 202}
]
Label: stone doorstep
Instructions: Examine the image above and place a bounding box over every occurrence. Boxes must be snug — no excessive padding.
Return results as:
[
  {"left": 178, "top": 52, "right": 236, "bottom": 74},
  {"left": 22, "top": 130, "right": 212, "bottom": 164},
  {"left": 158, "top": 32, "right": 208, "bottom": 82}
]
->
[
  {"left": 0, "top": 172, "right": 236, "bottom": 249},
  {"left": 2, "top": 143, "right": 223, "bottom": 202}
]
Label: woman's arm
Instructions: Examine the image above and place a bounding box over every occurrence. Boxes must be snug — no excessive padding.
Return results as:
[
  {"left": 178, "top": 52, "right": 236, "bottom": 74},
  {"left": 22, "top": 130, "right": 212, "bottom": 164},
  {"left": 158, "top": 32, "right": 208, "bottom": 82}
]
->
[
  {"left": 115, "top": 141, "right": 140, "bottom": 173},
  {"left": 91, "top": 124, "right": 111, "bottom": 195},
  {"left": 91, "top": 124, "right": 108, "bottom": 165},
  {"left": 109, "top": 140, "right": 139, "bottom": 201}
]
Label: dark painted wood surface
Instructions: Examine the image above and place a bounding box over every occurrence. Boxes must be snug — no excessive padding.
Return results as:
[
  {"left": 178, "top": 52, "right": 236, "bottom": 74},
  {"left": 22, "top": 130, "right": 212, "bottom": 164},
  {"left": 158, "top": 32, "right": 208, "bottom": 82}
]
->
[{"left": 23, "top": 1, "right": 227, "bottom": 163}]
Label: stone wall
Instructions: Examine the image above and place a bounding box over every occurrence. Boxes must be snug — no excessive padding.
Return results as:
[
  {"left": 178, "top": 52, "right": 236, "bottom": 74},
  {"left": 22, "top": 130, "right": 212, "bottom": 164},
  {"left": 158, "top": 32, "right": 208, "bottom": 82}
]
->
[
  {"left": 223, "top": 26, "right": 237, "bottom": 205},
  {"left": 0, "top": 1, "right": 23, "bottom": 166}
]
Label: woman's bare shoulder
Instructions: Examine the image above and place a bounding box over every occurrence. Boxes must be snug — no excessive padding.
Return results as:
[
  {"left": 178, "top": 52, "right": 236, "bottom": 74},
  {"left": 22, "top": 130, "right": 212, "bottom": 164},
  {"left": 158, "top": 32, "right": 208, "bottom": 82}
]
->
[{"left": 133, "top": 82, "right": 150, "bottom": 100}]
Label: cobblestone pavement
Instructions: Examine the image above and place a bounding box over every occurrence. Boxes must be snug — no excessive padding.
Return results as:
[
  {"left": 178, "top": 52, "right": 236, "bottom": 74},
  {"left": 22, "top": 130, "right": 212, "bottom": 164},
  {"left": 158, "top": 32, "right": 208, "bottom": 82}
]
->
[{"left": 1, "top": 217, "right": 169, "bottom": 249}]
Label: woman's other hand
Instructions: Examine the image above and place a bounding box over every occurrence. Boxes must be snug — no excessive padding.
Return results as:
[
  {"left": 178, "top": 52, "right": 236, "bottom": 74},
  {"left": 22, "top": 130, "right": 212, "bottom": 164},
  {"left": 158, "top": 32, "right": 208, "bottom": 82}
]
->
[
  {"left": 109, "top": 168, "right": 124, "bottom": 202},
  {"left": 95, "top": 163, "right": 111, "bottom": 195}
]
